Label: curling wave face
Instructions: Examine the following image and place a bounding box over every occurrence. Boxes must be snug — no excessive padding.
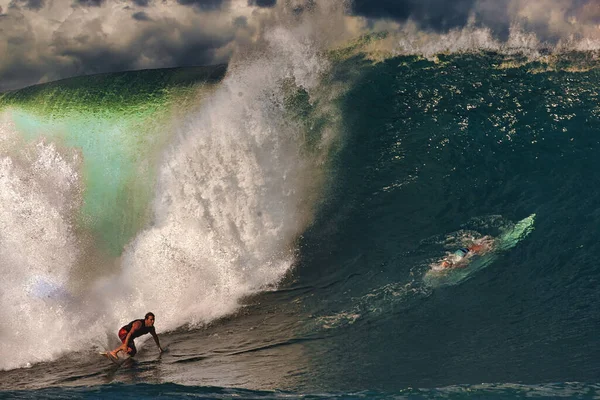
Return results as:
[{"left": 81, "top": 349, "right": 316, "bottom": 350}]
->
[{"left": 0, "top": 21, "right": 339, "bottom": 370}]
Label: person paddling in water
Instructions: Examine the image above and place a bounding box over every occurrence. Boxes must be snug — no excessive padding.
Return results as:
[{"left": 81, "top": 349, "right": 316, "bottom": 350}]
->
[
  {"left": 440, "top": 236, "right": 493, "bottom": 269},
  {"left": 109, "top": 312, "right": 163, "bottom": 359}
]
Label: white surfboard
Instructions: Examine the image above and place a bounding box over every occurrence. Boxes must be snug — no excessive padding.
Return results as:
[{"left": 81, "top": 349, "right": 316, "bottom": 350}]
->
[{"left": 99, "top": 351, "right": 128, "bottom": 365}]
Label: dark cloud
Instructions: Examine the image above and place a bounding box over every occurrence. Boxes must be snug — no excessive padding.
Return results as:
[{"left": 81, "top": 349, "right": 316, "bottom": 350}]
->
[
  {"left": 59, "top": 47, "right": 137, "bottom": 78},
  {"left": 351, "top": 0, "right": 515, "bottom": 39},
  {"left": 35, "top": 16, "right": 234, "bottom": 89},
  {"left": 0, "top": 1, "right": 240, "bottom": 91},
  {"left": 128, "top": 22, "right": 234, "bottom": 67},
  {"left": 471, "top": 0, "right": 511, "bottom": 40},
  {"left": 352, "top": 0, "right": 477, "bottom": 31},
  {"left": 74, "top": 0, "right": 104, "bottom": 7},
  {"left": 8, "top": 36, "right": 26, "bottom": 45},
  {"left": 132, "top": 11, "right": 151, "bottom": 21},
  {"left": 0, "top": 10, "right": 47, "bottom": 91},
  {"left": 0, "top": 62, "right": 48, "bottom": 92},
  {"left": 233, "top": 16, "right": 247, "bottom": 28},
  {"left": 132, "top": 0, "right": 151, "bottom": 6},
  {"left": 9, "top": 0, "right": 45, "bottom": 10},
  {"left": 286, "top": 0, "right": 315, "bottom": 15},
  {"left": 350, "top": 0, "right": 600, "bottom": 44},
  {"left": 248, "top": 0, "right": 276, "bottom": 8},
  {"left": 176, "top": 0, "right": 224, "bottom": 11}
]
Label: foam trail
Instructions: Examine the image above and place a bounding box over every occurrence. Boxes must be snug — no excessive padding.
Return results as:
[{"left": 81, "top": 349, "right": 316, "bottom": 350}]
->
[{"left": 103, "top": 25, "right": 331, "bottom": 330}]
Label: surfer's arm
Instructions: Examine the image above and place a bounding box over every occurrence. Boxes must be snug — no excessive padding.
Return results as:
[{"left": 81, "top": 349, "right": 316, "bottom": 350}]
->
[{"left": 151, "top": 329, "right": 163, "bottom": 352}]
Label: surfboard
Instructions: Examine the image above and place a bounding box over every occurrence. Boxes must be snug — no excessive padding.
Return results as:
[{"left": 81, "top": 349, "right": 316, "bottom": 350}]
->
[
  {"left": 99, "top": 351, "right": 123, "bottom": 365},
  {"left": 424, "top": 213, "right": 536, "bottom": 287}
]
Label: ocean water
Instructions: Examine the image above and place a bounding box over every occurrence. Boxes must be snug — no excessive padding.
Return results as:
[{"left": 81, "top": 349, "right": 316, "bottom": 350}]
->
[{"left": 1, "top": 29, "right": 600, "bottom": 399}]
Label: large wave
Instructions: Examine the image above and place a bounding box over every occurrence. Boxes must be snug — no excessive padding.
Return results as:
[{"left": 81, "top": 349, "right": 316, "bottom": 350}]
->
[
  {"left": 0, "top": 16, "right": 339, "bottom": 370},
  {"left": 4, "top": 0, "right": 600, "bottom": 373},
  {"left": 111, "top": 25, "right": 333, "bottom": 330}
]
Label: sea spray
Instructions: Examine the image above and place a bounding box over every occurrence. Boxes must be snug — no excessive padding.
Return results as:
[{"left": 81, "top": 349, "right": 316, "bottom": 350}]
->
[
  {"left": 0, "top": 67, "right": 225, "bottom": 256},
  {"left": 0, "top": 6, "right": 346, "bottom": 369},
  {"left": 113, "top": 25, "right": 333, "bottom": 330},
  {"left": 0, "top": 120, "right": 87, "bottom": 369}
]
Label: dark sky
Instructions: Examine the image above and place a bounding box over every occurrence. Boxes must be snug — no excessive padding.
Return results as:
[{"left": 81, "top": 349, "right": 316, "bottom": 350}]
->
[
  {"left": 351, "top": 0, "right": 512, "bottom": 39},
  {"left": 351, "top": 0, "right": 600, "bottom": 42},
  {"left": 0, "top": 0, "right": 599, "bottom": 91},
  {"left": 353, "top": 0, "right": 481, "bottom": 30}
]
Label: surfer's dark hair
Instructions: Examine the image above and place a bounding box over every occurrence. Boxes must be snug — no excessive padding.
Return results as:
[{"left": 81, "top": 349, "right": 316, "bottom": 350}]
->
[{"left": 145, "top": 312, "right": 155, "bottom": 319}]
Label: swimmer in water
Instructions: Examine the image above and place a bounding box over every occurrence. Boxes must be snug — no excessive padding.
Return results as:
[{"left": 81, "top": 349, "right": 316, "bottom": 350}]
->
[{"left": 440, "top": 236, "right": 493, "bottom": 269}]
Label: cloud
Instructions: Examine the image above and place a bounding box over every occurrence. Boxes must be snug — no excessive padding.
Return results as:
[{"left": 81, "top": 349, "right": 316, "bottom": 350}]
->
[
  {"left": 176, "top": 0, "right": 225, "bottom": 11},
  {"left": 9, "top": 0, "right": 45, "bottom": 10},
  {"left": 0, "top": 0, "right": 257, "bottom": 90},
  {"left": 2, "top": 0, "right": 600, "bottom": 91},
  {"left": 132, "top": 10, "right": 151, "bottom": 20},
  {"left": 74, "top": 0, "right": 104, "bottom": 6},
  {"left": 248, "top": 0, "right": 276, "bottom": 8},
  {"left": 351, "top": 0, "right": 480, "bottom": 30}
]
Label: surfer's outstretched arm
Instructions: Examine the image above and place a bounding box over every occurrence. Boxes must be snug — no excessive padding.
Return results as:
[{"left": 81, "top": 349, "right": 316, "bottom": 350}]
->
[{"left": 151, "top": 330, "right": 163, "bottom": 353}]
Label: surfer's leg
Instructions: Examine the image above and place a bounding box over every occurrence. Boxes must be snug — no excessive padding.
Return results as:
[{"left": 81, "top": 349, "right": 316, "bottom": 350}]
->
[
  {"left": 127, "top": 342, "right": 137, "bottom": 357},
  {"left": 109, "top": 348, "right": 122, "bottom": 358},
  {"left": 109, "top": 328, "right": 129, "bottom": 358}
]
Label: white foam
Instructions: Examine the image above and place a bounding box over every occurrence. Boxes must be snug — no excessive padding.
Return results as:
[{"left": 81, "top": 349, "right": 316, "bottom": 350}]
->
[
  {"left": 372, "top": 21, "right": 600, "bottom": 60},
  {"left": 101, "top": 24, "right": 331, "bottom": 331},
  {"left": 0, "top": 11, "right": 340, "bottom": 369},
  {"left": 0, "top": 116, "right": 87, "bottom": 369}
]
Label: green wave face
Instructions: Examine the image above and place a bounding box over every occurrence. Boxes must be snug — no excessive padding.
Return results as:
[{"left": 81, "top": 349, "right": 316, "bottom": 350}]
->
[{"left": 0, "top": 66, "right": 226, "bottom": 255}]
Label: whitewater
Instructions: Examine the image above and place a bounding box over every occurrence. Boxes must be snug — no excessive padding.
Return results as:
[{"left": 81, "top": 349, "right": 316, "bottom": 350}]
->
[{"left": 2, "top": 5, "right": 600, "bottom": 400}]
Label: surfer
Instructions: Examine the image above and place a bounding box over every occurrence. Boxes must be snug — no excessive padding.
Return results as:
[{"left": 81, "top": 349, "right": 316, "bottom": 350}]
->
[
  {"left": 109, "top": 312, "right": 163, "bottom": 359},
  {"left": 440, "top": 236, "right": 493, "bottom": 269}
]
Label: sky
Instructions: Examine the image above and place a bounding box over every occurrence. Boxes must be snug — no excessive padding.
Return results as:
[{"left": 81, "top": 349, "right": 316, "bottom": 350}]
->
[{"left": 1, "top": 0, "right": 600, "bottom": 91}]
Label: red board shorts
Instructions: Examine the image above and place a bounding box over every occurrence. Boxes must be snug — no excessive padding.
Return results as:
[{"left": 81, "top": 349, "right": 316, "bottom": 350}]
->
[{"left": 118, "top": 328, "right": 137, "bottom": 356}]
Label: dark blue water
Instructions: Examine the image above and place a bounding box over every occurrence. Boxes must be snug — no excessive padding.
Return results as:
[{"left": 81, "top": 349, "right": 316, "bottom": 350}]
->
[
  {"left": 2, "top": 52, "right": 600, "bottom": 398},
  {"left": 288, "top": 52, "right": 600, "bottom": 391},
  {"left": 3, "top": 382, "right": 600, "bottom": 399}
]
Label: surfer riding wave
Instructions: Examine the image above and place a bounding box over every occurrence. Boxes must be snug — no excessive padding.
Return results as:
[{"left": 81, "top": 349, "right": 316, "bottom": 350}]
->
[{"left": 108, "top": 312, "right": 163, "bottom": 360}]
